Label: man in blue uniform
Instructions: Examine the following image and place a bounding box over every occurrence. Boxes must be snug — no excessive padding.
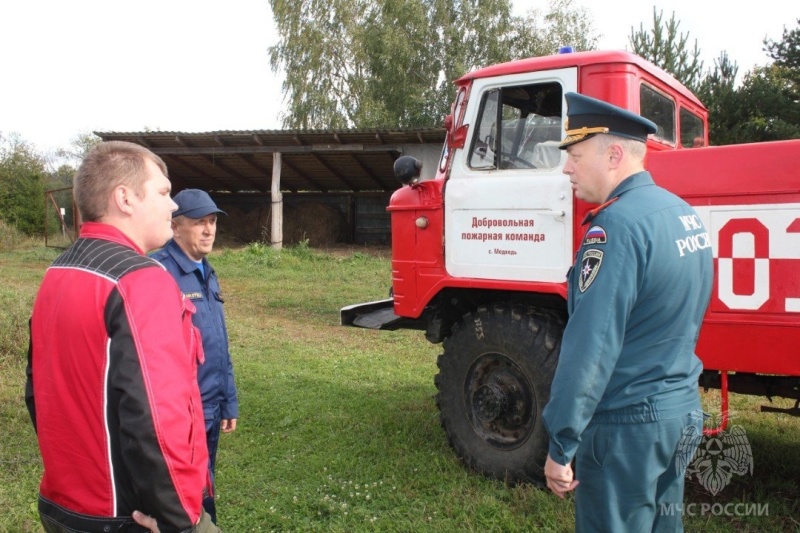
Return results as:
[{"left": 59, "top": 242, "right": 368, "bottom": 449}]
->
[
  {"left": 151, "top": 189, "right": 239, "bottom": 524},
  {"left": 542, "top": 93, "right": 713, "bottom": 532}
]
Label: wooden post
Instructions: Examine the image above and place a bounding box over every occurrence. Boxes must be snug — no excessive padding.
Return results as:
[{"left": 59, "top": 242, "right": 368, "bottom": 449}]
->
[{"left": 271, "top": 151, "right": 283, "bottom": 250}]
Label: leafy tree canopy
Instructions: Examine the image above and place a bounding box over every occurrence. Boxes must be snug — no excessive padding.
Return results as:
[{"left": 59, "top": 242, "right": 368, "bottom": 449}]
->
[
  {"left": 698, "top": 19, "right": 800, "bottom": 144},
  {"left": 509, "top": 0, "right": 597, "bottom": 59},
  {"left": 0, "top": 133, "right": 49, "bottom": 235},
  {"left": 764, "top": 18, "right": 800, "bottom": 72},
  {"left": 722, "top": 63, "right": 800, "bottom": 143}
]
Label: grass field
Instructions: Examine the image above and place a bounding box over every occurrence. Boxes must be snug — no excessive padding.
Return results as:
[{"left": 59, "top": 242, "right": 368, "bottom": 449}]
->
[{"left": 1, "top": 240, "right": 798, "bottom": 532}]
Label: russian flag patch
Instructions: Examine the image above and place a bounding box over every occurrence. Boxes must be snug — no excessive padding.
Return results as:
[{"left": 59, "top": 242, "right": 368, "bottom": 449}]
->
[{"left": 583, "top": 225, "right": 607, "bottom": 245}]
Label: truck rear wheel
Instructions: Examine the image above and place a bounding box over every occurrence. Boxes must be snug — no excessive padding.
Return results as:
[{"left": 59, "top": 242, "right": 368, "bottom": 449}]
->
[{"left": 435, "top": 304, "right": 563, "bottom": 485}]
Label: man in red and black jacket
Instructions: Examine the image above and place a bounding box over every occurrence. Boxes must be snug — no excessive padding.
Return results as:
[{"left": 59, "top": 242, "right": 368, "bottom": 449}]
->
[{"left": 25, "top": 141, "right": 221, "bottom": 533}]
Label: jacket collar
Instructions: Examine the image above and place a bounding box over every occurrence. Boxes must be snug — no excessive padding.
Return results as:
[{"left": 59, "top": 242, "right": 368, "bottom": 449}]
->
[
  {"left": 79, "top": 222, "right": 144, "bottom": 255},
  {"left": 581, "top": 171, "right": 654, "bottom": 225},
  {"left": 164, "top": 239, "right": 208, "bottom": 276},
  {"left": 606, "top": 170, "right": 654, "bottom": 200}
]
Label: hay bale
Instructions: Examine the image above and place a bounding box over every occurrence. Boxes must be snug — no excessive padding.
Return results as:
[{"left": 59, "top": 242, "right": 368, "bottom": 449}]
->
[
  {"left": 215, "top": 199, "right": 346, "bottom": 246},
  {"left": 282, "top": 200, "right": 346, "bottom": 246},
  {"left": 216, "top": 205, "right": 268, "bottom": 245}
]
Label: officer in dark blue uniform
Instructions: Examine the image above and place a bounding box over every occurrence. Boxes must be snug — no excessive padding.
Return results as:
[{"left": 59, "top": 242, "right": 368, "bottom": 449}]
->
[
  {"left": 151, "top": 189, "right": 239, "bottom": 524},
  {"left": 542, "top": 93, "right": 713, "bottom": 532}
]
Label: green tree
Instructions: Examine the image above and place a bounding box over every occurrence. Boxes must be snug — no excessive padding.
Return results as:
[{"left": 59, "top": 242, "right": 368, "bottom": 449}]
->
[
  {"left": 0, "top": 133, "right": 49, "bottom": 235},
  {"left": 695, "top": 52, "right": 740, "bottom": 145},
  {"left": 49, "top": 164, "right": 76, "bottom": 188},
  {"left": 762, "top": 18, "right": 800, "bottom": 119},
  {"left": 629, "top": 8, "right": 703, "bottom": 91},
  {"left": 269, "top": 0, "right": 511, "bottom": 129},
  {"left": 698, "top": 19, "right": 800, "bottom": 145},
  {"left": 764, "top": 18, "right": 800, "bottom": 73},
  {"left": 724, "top": 64, "right": 800, "bottom": 143},
  {"left": 269, "top": 0, "right": 596, "bottom": 129}
]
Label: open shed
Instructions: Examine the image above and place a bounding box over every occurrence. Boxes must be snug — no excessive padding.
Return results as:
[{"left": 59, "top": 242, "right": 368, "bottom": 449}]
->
[{"left": 95, "top": 128, "right": 446, "bottom": 246}]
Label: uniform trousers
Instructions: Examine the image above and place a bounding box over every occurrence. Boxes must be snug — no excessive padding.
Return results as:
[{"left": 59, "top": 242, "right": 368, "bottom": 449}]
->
[
  {"left": 203, "top": 402, "right": 222, "bottom": 524},
  {"left": 574, "top": 409, "right": 703, "bottom": 533}
]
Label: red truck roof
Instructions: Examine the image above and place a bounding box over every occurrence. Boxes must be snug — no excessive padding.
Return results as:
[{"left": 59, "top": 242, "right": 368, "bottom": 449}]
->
[{"left": 456, "top": 49, "right": 705, "bottom": 109}]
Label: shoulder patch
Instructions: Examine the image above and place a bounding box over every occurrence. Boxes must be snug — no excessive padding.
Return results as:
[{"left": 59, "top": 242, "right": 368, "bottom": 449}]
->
[
  {"left": 583, "top": 225, "right": 607, "bottom": 245},
  {"left": 578, "top": 249, "right": 603, "bottom": 292}
]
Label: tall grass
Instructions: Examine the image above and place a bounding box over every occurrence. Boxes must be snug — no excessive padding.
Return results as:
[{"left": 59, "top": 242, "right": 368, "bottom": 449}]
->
[{"left": 1, "top": 242, "right": 798, "bottom": 532}]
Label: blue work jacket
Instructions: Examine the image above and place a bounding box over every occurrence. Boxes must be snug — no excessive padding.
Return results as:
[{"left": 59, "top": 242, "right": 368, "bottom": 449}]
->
[
  {"left": 151, "top": 240, "right": 239, "bottom": 421},
  {"left": 542, "top": 171, "right": 713, "bottom": 465}
]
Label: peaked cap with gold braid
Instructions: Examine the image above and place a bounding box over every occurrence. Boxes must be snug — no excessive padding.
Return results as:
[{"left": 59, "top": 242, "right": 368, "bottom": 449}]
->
[{"left": 559, "top": 92, "right": 658, "bottom": 149}]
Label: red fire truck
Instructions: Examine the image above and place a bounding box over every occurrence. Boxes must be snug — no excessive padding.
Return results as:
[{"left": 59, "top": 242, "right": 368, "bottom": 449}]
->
[{"left": 341, "top": 49, "right": 800, "bottom": 485}]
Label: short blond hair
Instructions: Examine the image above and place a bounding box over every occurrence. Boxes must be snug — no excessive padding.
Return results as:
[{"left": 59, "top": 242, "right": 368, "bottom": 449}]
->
[
  {"left": 595, "top": 134, "right": 647, "bottom": 160},
  {"left": 74, "top": 141, "right": 168, "bottom": 221}
]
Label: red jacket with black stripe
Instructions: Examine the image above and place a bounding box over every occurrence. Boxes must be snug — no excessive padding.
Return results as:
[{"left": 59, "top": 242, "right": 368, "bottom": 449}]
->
[{"left": 25, "top": 222, "right": 210, "bottom": 532}]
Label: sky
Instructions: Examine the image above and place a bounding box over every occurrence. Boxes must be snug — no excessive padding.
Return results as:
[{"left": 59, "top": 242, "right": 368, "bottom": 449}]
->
[{"left": 0, "top": 0, "right": 796, "bottom": 157}]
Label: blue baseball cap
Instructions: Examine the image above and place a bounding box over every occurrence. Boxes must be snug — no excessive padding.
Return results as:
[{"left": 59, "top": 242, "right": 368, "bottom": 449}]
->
[
  {"left": 172, "top": 189, "right": 226, "bottom": 219},
  {"left": 559, "top": 92, "right": 658, "bottom": 149}
]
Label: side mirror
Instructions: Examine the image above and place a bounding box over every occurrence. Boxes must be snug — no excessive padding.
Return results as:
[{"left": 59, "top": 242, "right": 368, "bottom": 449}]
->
[{"left": 394, "top": 156, "right": 422, "bottom": 186}]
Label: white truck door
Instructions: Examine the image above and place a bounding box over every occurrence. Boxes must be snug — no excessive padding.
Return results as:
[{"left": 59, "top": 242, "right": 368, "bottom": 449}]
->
[{"left": 444, "top": 68, "right": 577, "bottom": 283}]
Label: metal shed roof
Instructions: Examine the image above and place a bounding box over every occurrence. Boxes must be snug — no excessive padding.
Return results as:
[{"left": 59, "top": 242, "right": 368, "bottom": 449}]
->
[{"left": 95, "top": 128, "right": 446, "bottom": 194}]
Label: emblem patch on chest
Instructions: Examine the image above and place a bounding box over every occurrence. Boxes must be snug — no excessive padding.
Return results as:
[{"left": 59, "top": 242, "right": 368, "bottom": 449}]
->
[
  {"left": 184, "top": 291, "right": 203, "bottom": 300},
  {"left": 578, "top": 249, "right": 603, "bottom": 292},
  {"left": 583, "top": 225, "right": 607, "bottom": 245}
]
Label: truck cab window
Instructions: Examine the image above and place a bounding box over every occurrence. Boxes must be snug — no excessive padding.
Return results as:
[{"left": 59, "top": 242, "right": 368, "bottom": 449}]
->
[
  {"left": 680, "top": 109, "right": 705, "bottom": 147},
  {"left": 468, "top": 83, "right": 563, "bottom": 171},
  {"left": 640, "top": 84, "right": 676, "bottom": 144}
]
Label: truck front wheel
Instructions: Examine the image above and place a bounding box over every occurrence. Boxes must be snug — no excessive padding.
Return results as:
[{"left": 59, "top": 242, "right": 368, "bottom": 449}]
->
[{"left": 435, "top": 304, "right": 563, "bottom": 485}]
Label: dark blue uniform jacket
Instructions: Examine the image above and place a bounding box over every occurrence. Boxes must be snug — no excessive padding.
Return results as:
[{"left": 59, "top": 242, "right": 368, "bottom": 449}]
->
[{"left": 151, "top": 240, "right": 239, "bottom": 421}]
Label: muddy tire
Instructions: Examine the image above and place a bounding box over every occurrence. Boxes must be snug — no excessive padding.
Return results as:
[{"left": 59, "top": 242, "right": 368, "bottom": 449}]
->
[{"left": 435, "top": 304, "right": 563, "bottom": 485}]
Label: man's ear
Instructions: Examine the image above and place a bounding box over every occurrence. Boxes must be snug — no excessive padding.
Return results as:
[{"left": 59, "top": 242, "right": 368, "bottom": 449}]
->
[
  {"left": 110, "top": 185, "right": 135, "bottom": 215},
  {"left": 607, "top": 143, "right": 624, "bottom": 169}
]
